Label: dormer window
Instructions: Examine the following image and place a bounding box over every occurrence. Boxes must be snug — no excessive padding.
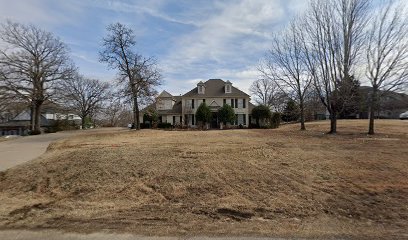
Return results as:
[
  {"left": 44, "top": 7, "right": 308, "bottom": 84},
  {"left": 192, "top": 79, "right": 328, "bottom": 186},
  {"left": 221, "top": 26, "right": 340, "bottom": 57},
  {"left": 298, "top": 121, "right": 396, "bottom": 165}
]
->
[
  {"left": 225, "top": 80, "right": 232, "bottom": 93},
  {"left": 197, "top": 81, "right": 205, "bottom": 94}
]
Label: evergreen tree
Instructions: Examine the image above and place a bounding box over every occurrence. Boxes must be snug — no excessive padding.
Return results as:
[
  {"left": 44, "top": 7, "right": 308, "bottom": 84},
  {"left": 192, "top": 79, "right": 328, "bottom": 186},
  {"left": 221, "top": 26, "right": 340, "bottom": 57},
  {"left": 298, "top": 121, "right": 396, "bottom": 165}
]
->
[
  {"left": 218, "top": 104, "right": 236, "bottom": 128},
  {"left": 251, "top": 105, "right": 272, "bottom": 127},
  {"left": 195, "top": 102, "right": 211, "bottom": 129},
  {"left": 282, "top": 100, "right": 299, "bottom": 122}
]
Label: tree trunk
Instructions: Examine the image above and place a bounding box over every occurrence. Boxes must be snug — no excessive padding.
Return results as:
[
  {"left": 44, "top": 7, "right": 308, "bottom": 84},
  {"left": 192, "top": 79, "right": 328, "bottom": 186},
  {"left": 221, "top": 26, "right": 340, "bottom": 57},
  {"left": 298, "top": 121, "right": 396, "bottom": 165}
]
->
[
  {"left": 34, "top": 102, "right": 42, "bottom": 133},
  {"left": 30, "top": 102, "right": 35, "bottom": 131},
  {"left": 300, "top": 100, "right": 306, "bottom": 131},
  {"left": 329, "top": 113, "right": 337, "bottom": 134},
  {"left": 368, "top": 88, "right": 378, "bottom": 135},
  {"left": 81, "top": 116, "right": 86, "bottom": 130},
  {"left": 133, "top": 96, "right": 140, "bottom": 130}
]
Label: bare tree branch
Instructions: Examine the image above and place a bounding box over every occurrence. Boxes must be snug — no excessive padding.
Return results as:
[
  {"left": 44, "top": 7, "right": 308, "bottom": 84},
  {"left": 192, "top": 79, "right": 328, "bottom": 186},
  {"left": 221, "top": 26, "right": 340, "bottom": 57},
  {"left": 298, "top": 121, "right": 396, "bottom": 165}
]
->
[
  {"left": 0, "top": 21, "right": 76, "bottom": 133},
  {"left": 99, "top": 22, "right": 162, "bottom": 130},
  {"left": 365, "top": 0, "right": 408, "bottom": 134},
  {"left": 57, "top": 74, "right": 110, "bottom": 129},
  {"left": 259, "top": 19, "right": 313, "bottom": 130}
]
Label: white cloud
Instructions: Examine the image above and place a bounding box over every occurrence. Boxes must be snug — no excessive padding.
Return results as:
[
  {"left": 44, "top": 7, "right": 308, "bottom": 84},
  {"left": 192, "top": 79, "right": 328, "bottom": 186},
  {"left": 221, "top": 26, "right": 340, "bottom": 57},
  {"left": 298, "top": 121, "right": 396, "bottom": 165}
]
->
[
  {"left": 0, "top": 0, "right": 85, "bottom": 27},
  {"left": 162, "top": 0, "right": 286, "bottom": 69},
  {"left": 159, "top": 0, "right": 306, "bottom": 96}
]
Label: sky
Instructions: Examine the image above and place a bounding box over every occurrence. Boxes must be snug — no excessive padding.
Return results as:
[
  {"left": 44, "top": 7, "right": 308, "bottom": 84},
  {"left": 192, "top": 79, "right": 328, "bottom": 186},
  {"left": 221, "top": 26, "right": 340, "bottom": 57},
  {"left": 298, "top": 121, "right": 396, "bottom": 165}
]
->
[{"left": 0, "top": 0, "right": 308, "bottom": 96}]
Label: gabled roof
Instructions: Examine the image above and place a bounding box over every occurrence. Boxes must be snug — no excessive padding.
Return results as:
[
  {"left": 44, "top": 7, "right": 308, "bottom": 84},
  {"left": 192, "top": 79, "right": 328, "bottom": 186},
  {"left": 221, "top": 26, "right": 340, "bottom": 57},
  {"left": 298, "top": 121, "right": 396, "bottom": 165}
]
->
[
  {"left": 157, "top": 90, "right": 173, "bottom": 98},
  {"left": 182, "top": 79, "right": 250, "bottom": 98},
  {"left": 13, "top": 110, "right": 31, "bottom": 121},
  {"left": 141, "top": 96, "right": 183, "bottom": 115}
]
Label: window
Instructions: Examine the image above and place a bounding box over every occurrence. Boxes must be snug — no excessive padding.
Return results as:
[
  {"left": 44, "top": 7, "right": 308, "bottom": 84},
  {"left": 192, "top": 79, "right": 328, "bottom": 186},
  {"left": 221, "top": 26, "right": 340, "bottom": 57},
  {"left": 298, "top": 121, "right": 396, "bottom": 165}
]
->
[
  {"left": 180, "top": 116, "right": 182, "bottom": 123},
  {"left": 192, "top": 99, "right": 195, "bottom": 109},
  {"left": 192, "top": 114, "right": 195, "bottom": 125},
  {"left": 226, "top": 85, "right": 231, "bottom": 93},
  {"left": 243, "top": 114, "right": 246, "bottom": 125},
  {"left": 235, "top": 114, "right": 238, "bottom": 125},
  {"left": 231, "top": 99, "right": 234, "bottom": 108},
  {"left": 235, "top": 99, "right": 238, "bottom": 108},
  {"left": 238, "top": 99, "right": 243, "bottom": 108},
  {"left": 173, "top": 116, "right": 176, "bottom": 124},
  {"left": 243, "top": 99, "right": 246, "bottom": 108},
  {"left": 203, "top": 99, "right": 205, "bottom": 103},
  {"left": 223, "top": 99, "right": 226, "bottom": 105}
]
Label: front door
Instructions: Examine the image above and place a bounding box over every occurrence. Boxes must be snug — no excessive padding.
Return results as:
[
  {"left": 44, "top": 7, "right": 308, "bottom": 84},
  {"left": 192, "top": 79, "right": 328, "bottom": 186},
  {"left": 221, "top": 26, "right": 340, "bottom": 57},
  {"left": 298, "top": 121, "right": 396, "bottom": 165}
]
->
[{"left": 211, "top": 112, "right": 218, "bottom": 128}]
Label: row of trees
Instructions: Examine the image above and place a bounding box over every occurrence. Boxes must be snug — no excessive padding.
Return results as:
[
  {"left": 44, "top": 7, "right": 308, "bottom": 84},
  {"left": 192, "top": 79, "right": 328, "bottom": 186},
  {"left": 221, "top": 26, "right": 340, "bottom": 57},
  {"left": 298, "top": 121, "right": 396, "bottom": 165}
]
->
[
  {"left": 256, "top": 0, "right": 408, "bottom": 134},
  {"left": 0, "top": 21, "right": 161, "bottom": 133}
]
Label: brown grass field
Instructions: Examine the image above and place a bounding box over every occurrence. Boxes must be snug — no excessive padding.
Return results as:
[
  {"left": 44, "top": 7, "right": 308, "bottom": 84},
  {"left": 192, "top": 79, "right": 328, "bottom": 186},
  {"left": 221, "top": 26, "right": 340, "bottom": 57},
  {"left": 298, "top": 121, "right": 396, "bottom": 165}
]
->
[{"left": 0, "top": 120, "right": 407, "bottom": 239}]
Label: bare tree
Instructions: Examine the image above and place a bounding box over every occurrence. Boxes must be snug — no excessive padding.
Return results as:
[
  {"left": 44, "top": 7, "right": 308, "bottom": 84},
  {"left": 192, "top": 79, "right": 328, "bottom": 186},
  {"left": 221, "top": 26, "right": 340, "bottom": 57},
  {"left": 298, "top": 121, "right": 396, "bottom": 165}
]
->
[
  {"left": 259, "top": 20, "right": 312, "bottom": 130},
  {"left": 98, "top": 93, "right": 134, "bottom": 127},
  {"left": 0, "top": 21, "right": 76, "bottom": 133},
  {"left": 365, "top": 1, "right": 408, "bottom": 134},
  {"left": 58, "top": 75, "right": 110, "bottom": 129},
  {"left": 249, "top": 78, "right": 286, "bottom": 111},
  {"left": 99, "top": 22, "right": 161, "bottom": 130},
  {"left": 302, "top": 0, "right": 369, "bottom": 133}
]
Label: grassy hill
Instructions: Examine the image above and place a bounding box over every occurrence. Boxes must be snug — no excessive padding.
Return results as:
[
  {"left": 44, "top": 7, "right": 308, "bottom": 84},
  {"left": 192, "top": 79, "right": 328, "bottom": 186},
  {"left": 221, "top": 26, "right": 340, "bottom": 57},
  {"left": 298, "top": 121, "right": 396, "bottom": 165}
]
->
[{"left": 0, "top": 120, "right": 407, "bottom": 239}]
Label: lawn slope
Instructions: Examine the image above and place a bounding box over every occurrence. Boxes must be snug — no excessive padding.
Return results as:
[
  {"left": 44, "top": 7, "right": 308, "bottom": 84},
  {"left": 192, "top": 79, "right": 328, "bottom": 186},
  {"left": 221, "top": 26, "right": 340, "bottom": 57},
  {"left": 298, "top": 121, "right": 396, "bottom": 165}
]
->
[{"left": 0, "top": 120, "right": 407, "bottom": 239}]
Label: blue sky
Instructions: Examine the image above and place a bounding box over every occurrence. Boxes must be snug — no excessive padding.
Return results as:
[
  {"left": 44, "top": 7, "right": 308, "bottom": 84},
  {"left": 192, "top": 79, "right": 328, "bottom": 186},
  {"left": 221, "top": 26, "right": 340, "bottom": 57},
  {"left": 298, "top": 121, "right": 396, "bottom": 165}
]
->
[{"left": 0, "top": 0, "right": 308, "bottom": 95}]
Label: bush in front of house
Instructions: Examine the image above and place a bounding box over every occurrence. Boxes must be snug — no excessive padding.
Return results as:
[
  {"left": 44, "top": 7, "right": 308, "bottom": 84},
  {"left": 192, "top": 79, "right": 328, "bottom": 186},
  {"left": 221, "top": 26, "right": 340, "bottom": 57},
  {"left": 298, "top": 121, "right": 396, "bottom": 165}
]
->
[
  {"left": 195, "top": 102, "right": 212, "bottom": 129},
  {"left": 140, "top": 123, "right": 151, "bottom": 129},
  {"left": 157, "top": 122, "right": 172, "bottom": 129},
  {"left": 251, "top": 105, "right": 272, "bottom": 127},
  {"left": 218, "top": 104, "right": 236, "bottom": 128},
  {"left": 270, "top": 112, "right": 281, "bottom": 129}
]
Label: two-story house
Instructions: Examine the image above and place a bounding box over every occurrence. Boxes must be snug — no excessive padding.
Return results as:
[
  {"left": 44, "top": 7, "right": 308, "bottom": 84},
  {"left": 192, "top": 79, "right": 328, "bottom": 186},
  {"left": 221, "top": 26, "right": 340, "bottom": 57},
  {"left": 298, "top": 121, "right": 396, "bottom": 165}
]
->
[{"left": 142, "top": 79, "right": 253, "bottom": 128}]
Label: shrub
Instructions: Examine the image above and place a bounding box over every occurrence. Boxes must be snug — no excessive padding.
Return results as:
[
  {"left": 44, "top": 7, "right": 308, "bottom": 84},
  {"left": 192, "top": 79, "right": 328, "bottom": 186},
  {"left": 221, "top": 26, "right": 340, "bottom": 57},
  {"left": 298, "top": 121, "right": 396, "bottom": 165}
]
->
[
  {"left": 218, "top": 104, "right": 236, "bottom": 126},
  {"left": 195, "top": 102, "right": 211, "bottom": 128},
  {"left": 143, "top": 109, "right": 158, "bottom": 123},
  {"left": 252, "top": 105, "right": 272, "bottom": 127},
  {"left": 29, "top": 130, "right": 41, "bottom": 135},
  {"left": 157, "top": 122, "right": 172, "bottom": 129},
  {"left": 282, "top": 100, "right": 299, "bottom": 122},
  {"left": 270, "top": 112, "right": 281, "bottom": 129},
  {"left": 140, "top": 123, "right": 151, "bottom": 129}
]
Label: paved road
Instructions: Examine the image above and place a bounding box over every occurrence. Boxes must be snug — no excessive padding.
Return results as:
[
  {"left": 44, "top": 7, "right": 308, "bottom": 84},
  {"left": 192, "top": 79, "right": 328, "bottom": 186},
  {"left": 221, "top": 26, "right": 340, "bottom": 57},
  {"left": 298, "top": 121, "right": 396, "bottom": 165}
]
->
[
  {"left": 0, "top": 230, "right": 288, "bottom": 240},
  {"left": 0, "top": 132, "right": 77, "bottom": 171},
  {"left": 0, "top": 128, "right": 127, "bottom": 171}
]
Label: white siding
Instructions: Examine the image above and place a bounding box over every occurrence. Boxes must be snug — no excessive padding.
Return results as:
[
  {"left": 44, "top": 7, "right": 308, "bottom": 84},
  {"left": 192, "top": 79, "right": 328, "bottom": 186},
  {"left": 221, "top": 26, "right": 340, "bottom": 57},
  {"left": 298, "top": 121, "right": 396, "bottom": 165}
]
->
[
  {"left": 237, "top": 114, "right": 244, "bottom": 125},
  {"left": 157, "top": 99, "right": 173, "bottom": 110}
]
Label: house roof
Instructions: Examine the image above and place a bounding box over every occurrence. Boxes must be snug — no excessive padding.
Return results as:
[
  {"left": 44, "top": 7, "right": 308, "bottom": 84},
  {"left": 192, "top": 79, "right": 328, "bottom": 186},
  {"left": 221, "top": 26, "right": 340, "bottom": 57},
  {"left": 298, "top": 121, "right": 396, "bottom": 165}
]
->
[
  {"left": 141, "top": 96, "right": 183, "bottom": 115},
  {"left": 182, "top": 79, "right": 250, "bottom": 98},
  {"left": 0, "top": 116, "right": 54, "bottom": 128},
  {"left": 157, "top": 90, "right": 173, "bottom": 98}
]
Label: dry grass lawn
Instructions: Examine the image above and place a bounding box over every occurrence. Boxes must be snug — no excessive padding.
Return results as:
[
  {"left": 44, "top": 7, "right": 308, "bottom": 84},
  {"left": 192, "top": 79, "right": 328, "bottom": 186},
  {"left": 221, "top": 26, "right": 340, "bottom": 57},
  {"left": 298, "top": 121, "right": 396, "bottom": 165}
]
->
[{"left": 0, "top": 120, "right": 407, "bottom": 239}]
